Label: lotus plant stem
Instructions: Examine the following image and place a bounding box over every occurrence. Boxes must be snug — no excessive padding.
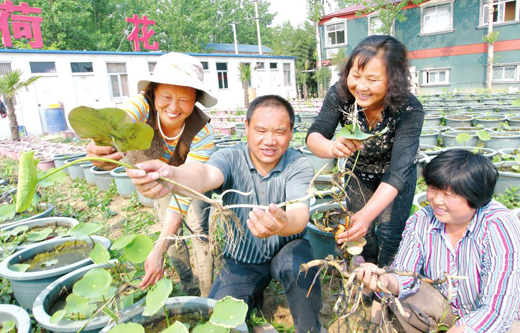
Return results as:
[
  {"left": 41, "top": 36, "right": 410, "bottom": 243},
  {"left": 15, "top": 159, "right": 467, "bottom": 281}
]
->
[
  {"left": 163, "top": 306, "right": 170, "bottom": 327},
  {"left": 344, "top": 150, "right": 361, "bottom": 189}
]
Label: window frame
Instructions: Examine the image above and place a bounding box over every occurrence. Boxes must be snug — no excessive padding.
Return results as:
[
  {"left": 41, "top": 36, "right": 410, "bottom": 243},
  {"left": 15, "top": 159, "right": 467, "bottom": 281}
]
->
[
  {"left": 491, "top": 64, "right": 519, "bottom": 82},
  {"left": 324, "top": 19, "right": 347, "bottom": 47},
  {"left": 419, "top": 0, "right": 455, "bottom": 36},
  {"left": 71, "top": 62, "right": 94, "bottom": 75},
  {"left": 367, "top": 13, "right": 394, "bottom": 36},
  {"left": 216, "top": 62, "right": 229, "bottom": 90},
  {"left": 29, "top": 61, "right": 57, "bottom": 76},
  {"left": 283, "top": 63, "right": 291, "bottom": 87},
  {"left": 421, "top": 68, "right": 451, "bottom": 86},
  {"left": 480, "top": 0, "right": 519, "bottom": 26},
  {"left": 106, "top": 62, "right": 129, "bottom": 99}
]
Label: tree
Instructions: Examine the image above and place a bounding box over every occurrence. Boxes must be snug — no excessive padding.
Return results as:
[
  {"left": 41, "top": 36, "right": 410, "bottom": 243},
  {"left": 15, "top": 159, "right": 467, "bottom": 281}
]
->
[
  {"left": 0, "top": 70, "right": 40, "bottom": 141},
  {"left": 340, "top": 0, "right": 426, "bottom": 35},
  {"left": 484, "top": 0, "right": 499, "bottom": 91},
  {"left": 238, "top": 63, "right": 251, "bottom": 107}
]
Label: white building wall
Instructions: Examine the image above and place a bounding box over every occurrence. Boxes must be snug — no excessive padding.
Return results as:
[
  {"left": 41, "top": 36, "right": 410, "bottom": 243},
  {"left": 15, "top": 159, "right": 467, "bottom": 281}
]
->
[{"left": 0, "top": 51, "right": 296, "bottom": 138}]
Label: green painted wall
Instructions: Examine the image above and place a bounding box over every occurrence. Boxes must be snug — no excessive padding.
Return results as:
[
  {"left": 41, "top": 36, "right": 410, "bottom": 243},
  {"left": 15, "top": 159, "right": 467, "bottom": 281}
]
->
[{"left": 320, "top": 0, "right": 520, "bottom": 92}]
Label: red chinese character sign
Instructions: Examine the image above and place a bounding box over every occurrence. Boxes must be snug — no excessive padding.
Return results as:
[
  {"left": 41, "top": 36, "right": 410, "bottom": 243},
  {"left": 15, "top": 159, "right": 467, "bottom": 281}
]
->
[
  {"left": 0, "top": 1, "right": 43, "bottom": 48},
  {"left": 126, "top": 14, "right": 159, "bottom": 51}
]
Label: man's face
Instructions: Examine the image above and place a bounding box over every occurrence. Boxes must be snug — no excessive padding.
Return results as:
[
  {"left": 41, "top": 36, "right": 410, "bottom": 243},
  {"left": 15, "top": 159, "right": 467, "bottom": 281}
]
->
[{"left": 245, "top": 106, "right": 293, "bottom": 175}]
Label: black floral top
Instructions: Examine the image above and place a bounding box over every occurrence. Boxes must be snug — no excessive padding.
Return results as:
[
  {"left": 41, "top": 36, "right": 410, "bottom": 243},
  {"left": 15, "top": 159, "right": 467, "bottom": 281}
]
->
[{"left": 307, "top": 82, "right": 424, "bottom": 193}]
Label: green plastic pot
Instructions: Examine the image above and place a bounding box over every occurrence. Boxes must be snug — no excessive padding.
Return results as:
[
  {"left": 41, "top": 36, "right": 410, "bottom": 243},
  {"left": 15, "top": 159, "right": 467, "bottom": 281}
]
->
[
  {"left": 110, "top": 166, "right": 136, "bottom": 198},
  {"left": 90, "top": 166, "right": 113, "bottom": 191},
  {"left": 493, "top": 161, "right": 520, "bottom": 195},
  {"left": 0, "top": 304, "right": 31, "bottom": 333},
  {"left": 300, "top": 146, "right": 335, "bottom": 174},
  {"left": 306, "top": 202, "right": 345, "bottom": 259},
  {"left": 65, "top": 157, "right": 85, "bottom": 180},
  {"left": 80, "top": 162, "right": 96, "bottom": 185}
]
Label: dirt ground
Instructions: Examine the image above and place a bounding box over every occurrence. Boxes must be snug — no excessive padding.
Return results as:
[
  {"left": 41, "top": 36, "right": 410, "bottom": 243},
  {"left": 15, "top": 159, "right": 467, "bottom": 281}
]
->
[{"left": 1, "top": 156, "right": 391, "bottom": 332}]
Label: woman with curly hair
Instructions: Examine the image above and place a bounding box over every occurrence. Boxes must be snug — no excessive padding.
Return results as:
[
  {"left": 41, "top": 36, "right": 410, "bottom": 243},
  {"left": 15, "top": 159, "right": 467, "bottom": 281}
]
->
[{"left": 306, "top": 35, "right": 424, "bottom": 266}]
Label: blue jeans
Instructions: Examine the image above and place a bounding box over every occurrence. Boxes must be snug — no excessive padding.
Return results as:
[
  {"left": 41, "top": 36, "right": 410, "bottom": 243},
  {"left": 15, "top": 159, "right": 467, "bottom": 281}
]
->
[{"left": 209, "top": 239, "right": 323, "bottom": 333}]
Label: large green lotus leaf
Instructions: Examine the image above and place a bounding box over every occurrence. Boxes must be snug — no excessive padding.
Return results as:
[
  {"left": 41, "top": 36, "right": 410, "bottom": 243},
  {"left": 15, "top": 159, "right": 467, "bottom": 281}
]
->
[
  {"left": 192, "top": 322, "right": 227, "bottom": 333},
  {"left": 68, "top": 223, "right": 103, "bottom": 237},
  {"left": 16, "top": 151, "right": 38, "bottom": 212},
  {"left": 337, "top": 124, "right": 388, "bottom": 141},
  {"left": 50, "top": 310, "right": 66, "bottom": 324},
  {"left": 124, "top": 234, "right": 153, "bottom": 264},
  {"left": 165, "top": 322, "right": 191, "bottom": 333},
  {"left": 8, "top": 264, "right": 30, "bottom": 272},
  {"left": 111, "top": 234, "right": 137, "bottom": 250},
  {"left": 209, "top": 296, "right": 248, "bottom": 328},
  {"left": 69, "top": 106, "right": 154, "bottom": 151},
  {"left": 26, "top": 228, "right": 53, "bottom": 242},
  {"left": 456, "top": 133, "right": 472, "bottom": 144},
  {"left": 64, "top": 293, "right": 90, "bottom": 313},
  {"left": 107, "top": 323, "right": 145, "bottom": 333},
  {"left": 73, "top": 268, "right": 112, "bottom": 299},
  {"left": 143, "top": 278, "right": 172, "bottom": 316},
  {"left": 89, "top": 242, "right": 110, "bottom": 264},
  {"left": 477, "top": 130, "right": 491, "bottom": 142},
  {"left": 0, "top": 204, "right": 16, "bottom": 222}
]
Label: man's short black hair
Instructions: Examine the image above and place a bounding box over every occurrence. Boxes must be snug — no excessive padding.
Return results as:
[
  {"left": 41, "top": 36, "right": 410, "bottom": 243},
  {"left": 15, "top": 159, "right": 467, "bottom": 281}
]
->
[
  {"left": 246, "top": 95, "right": 295, "bottom": 128},
  {"left": 423, "top": 149, "right": 498, "bottom": 209}
]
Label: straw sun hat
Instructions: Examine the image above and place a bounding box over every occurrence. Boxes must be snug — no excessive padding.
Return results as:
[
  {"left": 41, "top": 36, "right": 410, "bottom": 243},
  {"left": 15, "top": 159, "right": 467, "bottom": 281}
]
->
[{"left": 137, "top": 52, "right": 218, "bottom": 108}]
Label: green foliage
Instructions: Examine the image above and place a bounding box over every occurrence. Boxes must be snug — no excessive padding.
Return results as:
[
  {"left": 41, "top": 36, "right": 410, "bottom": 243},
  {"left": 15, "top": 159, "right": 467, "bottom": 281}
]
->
[
  {"left": 15, "top": 151, "right": 38, "bottom": 212},
  {"left": 69, "top": 223, "right": 104, "bottom": 238},
  {"left": 483, "top": 31, "right": 500, "bottom": 44},
  {"left": 330, "top": 47, "right": 347, "bottom": 68},
  {"left": 73, "top": 268, "right": 113, "bottom": 299},
  {"left": 494, "top": 186, "right": 520, "bottom": 210},
  {"left": 337, "top": 123, "right": 388, "bottom": 141},
  {"left": 69, "top": 106, "right": 154, "bottom": 152},
  {"left": 143, "top": 278, "right": 173, "bottom": 316},
  {"left": 339, "top": 0, "right": 427, "bottom": 35},
  {"left": 0, "top": 321, "right": 15, "bottom": 333},
  {"left": 209, "top": 296, "right": 248, "bottom": 328},
  {"left": 0, "top": 69, "right": 40, "bottom": 99}
]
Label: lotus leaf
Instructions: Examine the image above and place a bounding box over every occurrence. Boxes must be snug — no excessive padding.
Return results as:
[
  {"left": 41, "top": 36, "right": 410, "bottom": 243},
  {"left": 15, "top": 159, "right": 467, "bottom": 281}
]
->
[
  {"left": 89, "top": 242, "right": 110, "bottom": 264},
  {"left": 456, "top": 133, "right": 472, "bottom": 144},
  {"left": 119, "top": 293, "right": 134, "bottom": 309},
  {"left": 16, "top": 152, "right": 38, "bottom": 212},
  {"left": 0, "top": 204, "right": 15, "bottom": 222},
  {"left": 337, "top": 123, "right": 388, "bottom": 141},
  {"left": 111, "top": 234, "right": 137, "bottom": 250},
  {"left": 0, "top": 321, "right": 15, "bottom": 333},
  {"left": 40, "top": 259, "right": 59, "bottom": 268},
  {"left": 124, "top": 234, "right": 153, "bottom": 264},
  {"left": 193, "top": 322, "right": 227, "bottom": 333},
  {"left": 7, "top": 225, "right": 29, "bottom": 236},
  {"left": 8, "top": 263, "right": 30, "bottom": 272},
  {"left": 163, "top": 322, "right": 190, "bottom": 333},
  {"left": 73, "top": 268, "right": 112, "bottom": 299},
  {"left": 107, "top": 323, "right": 145, "bottom": 333},
  {"left": 477, "top": 130, "right": 491, "bottom": 141},
  {"left": 69, "top": 106, "right": 154, "bottom": 151},
  {"left": 50, "top": 309, "right": 66, "bottom": 324},
  {"left": 64, "top": 293, "right": 90, "bottom": 313},
  {"left": 68, "top": 223, "right": 103, "bottom": 237},
  {"left": 209, "top": 296, "right": 248, "bottom": 328},
  {"left": 26, "top": 228, "right": 53, "bottom": 242},
  {"left": 143, "top": 278, "right": 172, "bottom": 316}
]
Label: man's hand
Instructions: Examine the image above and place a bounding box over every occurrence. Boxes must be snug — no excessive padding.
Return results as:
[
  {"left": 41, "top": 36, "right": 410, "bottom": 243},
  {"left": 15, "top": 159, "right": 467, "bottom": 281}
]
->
[
  {"left": 330, "top": 137, "right": 364, "bottom": 158},
  {"left": 126, "top": 160, "right": 173, "bottom": 199},
  {"left": 139, "top": 247, "right": 166, "bottom": 290},
  {"left": 336, "top": 210, "right": 372, "bottom": 244},
  {"left": 86, "top": 141, "right": 122, "bottom": 170},
  {"left": 247, "top": 203, "right": 288, "bottom": 238}
]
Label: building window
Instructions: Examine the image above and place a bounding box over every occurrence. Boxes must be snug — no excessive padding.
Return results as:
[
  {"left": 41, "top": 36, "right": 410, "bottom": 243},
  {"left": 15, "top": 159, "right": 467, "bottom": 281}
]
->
[
  {"left": 0, "top": 63, "right": 12, "bottom": 75},
  {"left": 325, "top": 22, "right": 346, "bottom": 46},
  {"left": 493, "top": 65, "right": 518, "bottom": 81},
  {"left": 200, "top": 61, "right": 209, "bottom": 70},
  {"left": 368, "top": 15, "right": 394, "bottom": 36},
  {"left": 270, "top": 63, "right": 278, "bottom": 69},
  {"left": 421, "top": 2, "right": 453, "bottom": 34},
  {"left": 256, "top": 62, "right": 265, "bottom": 70},
  {"left": 148, "top": 62, "right": 156, "bottom": 74},
  {"left": 30, "top": 62, "right": 56, "bottom": 74},
  {"left": 71, "top": 62, "right": 93, "bottom": 73},
  {"left": 107, "top": 63, "right": 128, "bottom": 99},
  {"left": 482, "top": 0, "right": 518, "bottom": 24},
  {"left": 283, "top": 64, "right": 291, "bottom": 86},
  {"left": 216, "top": 62, "right": 228, "bottom": 89},
  {"left": 422, "top": 68, "right": 450, "bottom": 85}
]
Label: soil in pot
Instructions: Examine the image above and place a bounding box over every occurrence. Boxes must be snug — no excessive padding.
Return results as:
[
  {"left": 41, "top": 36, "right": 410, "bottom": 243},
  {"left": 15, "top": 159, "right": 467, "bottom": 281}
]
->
[
  {"left": 21, "top": 240, "right": 92, "bottom": 272},
  {"left": 2, "top": 223, "right": 70, "bottom": 249}
]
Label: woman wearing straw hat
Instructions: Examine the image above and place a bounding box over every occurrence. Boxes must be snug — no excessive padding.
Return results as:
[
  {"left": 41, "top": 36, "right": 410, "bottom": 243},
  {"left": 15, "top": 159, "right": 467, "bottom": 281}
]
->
[{"left": 87, "top": 52, "right": 217, "bottom": 296}]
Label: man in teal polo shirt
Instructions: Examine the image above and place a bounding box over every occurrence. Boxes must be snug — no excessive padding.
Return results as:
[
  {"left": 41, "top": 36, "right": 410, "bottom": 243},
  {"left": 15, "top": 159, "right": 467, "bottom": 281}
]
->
[{"left": 128, "top": 95, "right": 323, "bottom": 332}]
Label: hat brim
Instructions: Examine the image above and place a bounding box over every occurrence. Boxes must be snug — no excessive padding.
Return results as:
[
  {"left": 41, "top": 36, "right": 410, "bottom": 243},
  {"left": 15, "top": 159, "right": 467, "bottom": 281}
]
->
[{"left": 138, "top": 74, "right": 218, "bottom": 108}]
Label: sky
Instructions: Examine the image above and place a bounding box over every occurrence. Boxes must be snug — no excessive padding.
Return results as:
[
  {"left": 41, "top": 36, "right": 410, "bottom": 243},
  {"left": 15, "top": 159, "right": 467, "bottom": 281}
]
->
[{"left": 268, "top": 0, "right": 309, "bottom": 27}]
